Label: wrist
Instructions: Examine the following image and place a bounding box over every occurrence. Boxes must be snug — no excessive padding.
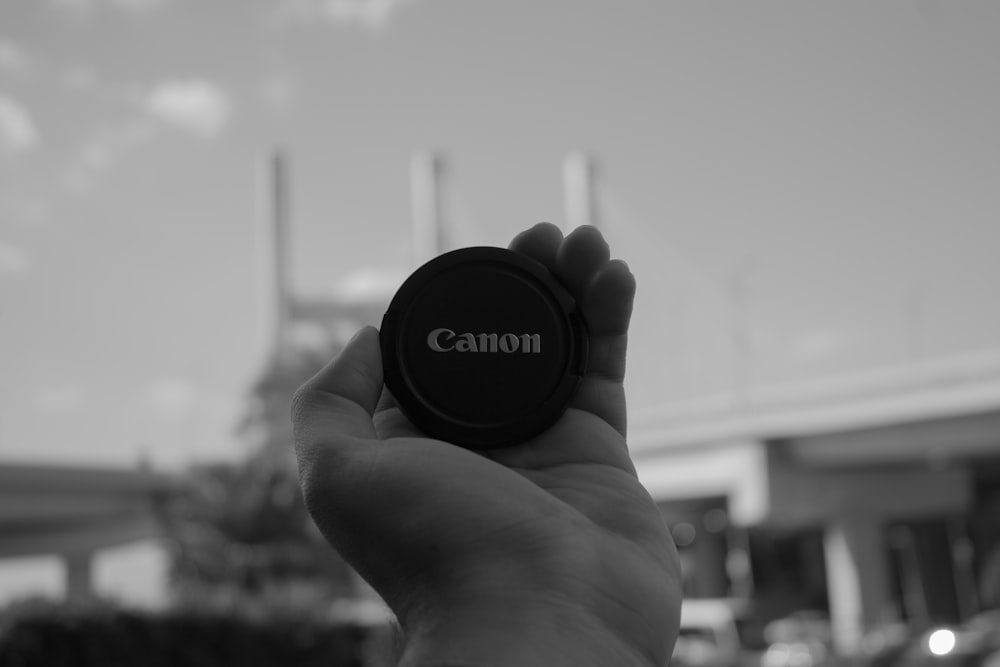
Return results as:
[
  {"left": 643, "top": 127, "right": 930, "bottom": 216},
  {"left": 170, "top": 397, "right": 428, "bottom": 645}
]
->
[{"left": 396, "top": 590, "right": 664, "bottom": 667}]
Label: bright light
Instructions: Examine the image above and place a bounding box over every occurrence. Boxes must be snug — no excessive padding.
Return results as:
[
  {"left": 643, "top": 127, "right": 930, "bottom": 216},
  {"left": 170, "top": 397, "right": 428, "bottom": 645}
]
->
[{"left": 928, "top": 628, "right": 956, "bottom": 656}]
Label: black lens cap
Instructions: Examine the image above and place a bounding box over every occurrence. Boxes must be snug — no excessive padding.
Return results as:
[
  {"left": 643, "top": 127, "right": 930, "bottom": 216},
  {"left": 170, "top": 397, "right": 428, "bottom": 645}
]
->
[{"left": 380, "top": 246, "right": 588, "bottom": 449}]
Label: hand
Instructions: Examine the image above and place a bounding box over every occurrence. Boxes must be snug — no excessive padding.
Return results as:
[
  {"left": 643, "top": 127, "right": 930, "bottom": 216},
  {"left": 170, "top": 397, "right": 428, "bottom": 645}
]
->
[{"left": 292, "top": 224, "right": 681, "bottom": 667}]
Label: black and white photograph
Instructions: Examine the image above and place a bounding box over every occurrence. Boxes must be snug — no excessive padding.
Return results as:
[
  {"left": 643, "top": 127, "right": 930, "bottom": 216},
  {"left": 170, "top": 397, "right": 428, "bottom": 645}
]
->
[{"left": 1, "top": 1, "right": 999, "bottom": 665}]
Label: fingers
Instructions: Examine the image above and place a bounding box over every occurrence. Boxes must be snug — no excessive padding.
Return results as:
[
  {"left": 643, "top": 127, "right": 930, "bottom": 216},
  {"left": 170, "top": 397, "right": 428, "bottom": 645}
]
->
[
  {"left": 291, "top": 326, "right": 383, "bottom": 454},
  {"left": 510, "top": 225, "right": 636, "bottom": 436},
  {"left": 508, "top": 221, "right": 563, "bottom": 266},
  {"left": 374, "top": 387, "right": 427, "bottom": 440},
  {"left": 555, "top": 225, "right": 611, "bottom": 296},
  {"left": 583, "top": 259, "right": 636, "bottom": 341},
  {"left": 510, "top": 224, "right": 635, "bottom": 372}
]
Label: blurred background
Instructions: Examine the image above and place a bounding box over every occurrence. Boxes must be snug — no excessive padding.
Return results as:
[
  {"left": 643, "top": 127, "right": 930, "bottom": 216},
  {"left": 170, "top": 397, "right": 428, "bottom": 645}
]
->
[{"left": 2, "top": 1, "right": 999, "bottom": 665}]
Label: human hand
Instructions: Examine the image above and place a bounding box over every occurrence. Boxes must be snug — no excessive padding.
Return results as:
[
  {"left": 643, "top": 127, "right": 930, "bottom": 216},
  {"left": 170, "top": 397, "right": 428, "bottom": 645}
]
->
[{"left": 291, "top": 223, "right": 681, "bottom": 667}]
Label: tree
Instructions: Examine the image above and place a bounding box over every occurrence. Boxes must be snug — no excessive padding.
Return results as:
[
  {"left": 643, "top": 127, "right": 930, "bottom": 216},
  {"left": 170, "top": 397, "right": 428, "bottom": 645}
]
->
[{"left": 165, "top": 338, "right": 356, "bottom": 613}]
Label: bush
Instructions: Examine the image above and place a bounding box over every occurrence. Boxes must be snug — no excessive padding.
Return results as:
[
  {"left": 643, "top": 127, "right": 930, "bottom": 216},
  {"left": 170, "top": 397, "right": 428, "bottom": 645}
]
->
[{"left": 0, "top": 598, "right": 374, "bottom": 667}]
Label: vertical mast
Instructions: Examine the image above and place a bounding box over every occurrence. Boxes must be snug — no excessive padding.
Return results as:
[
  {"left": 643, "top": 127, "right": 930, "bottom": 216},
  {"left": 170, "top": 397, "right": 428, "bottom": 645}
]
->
[
  {"left": 258, "top": 150, "right": 292, "bottom": 360},
  {"left": 411, "top": 151, "right": 447, "bottom": 267},
  {"left": 563, "top": 151, "right": 599, "bottom": 232}
]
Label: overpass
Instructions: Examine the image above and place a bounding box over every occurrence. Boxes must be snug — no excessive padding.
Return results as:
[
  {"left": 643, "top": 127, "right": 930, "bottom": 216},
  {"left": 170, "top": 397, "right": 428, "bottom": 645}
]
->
[{"left": 0, "top": 463, "right": 178, "bottom": 601}]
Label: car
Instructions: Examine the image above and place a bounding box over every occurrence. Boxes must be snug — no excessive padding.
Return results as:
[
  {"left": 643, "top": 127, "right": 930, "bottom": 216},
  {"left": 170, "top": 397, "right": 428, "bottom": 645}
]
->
[
  {"left": 859, "top": 610, "right": 1000, "bottom": 667},
  {"left": 760, "top": 610, "right": 832, "bottom": 667},
  {"left": 671, "top": 598, "right": 764, "bottom": 667}
]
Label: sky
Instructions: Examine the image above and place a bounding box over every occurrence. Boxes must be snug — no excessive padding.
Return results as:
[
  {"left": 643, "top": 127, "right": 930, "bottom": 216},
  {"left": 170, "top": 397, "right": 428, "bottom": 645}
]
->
[{"left": 2, "top": 0, "right": 1000, "bottom": 470}]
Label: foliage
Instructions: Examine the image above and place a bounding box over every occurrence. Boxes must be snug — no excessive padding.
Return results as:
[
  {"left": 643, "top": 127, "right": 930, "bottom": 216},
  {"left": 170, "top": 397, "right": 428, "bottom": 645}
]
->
[
  {"left": 164, "top": 338, "right": 356, "bottom": 608},
  {"left": 0, "top": 597, "right": 370, "bottom": 667}
]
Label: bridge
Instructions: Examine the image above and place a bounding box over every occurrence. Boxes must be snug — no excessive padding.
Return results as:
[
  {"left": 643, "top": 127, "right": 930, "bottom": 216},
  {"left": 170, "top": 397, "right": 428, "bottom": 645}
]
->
[{"left": 0, "top": 463, "right": 178, "bottom": 601}]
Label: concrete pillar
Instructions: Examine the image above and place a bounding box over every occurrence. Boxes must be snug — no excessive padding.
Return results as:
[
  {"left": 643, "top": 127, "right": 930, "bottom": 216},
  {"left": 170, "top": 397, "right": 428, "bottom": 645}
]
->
[
  {"left": 693, "top": 527, "right": 730, "bottom": 597},
  {"left": 64, "top": 551, "right": 93, "bottom": 602},
  {"left": 823, "top": 514, "right": 892, "bottom": 655}
]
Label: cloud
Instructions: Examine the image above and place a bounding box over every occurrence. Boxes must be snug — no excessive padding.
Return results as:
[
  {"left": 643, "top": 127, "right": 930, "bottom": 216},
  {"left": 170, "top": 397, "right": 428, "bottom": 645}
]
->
[
  {"left": 63, "top": 119, "right": 153, "bottom": 193},
  {"left": 0, "top": 241, "right": 29, "bottom": 275},
  {"left": 50, "top": 0, "right": 166, "bottom": 13},
  {"left": 0, "top": 39, "right": 29, "bottom": 74},
  {"left": 260, "top": 76, "right": 295, "bottom": 110},
  {"left": 276, "top": 0, "right": 422, "bottom": 29},
  {"left": 0, "top": 96, "right": 39, "bottom": 156},
  {"left": 80, "top": 119, "right": 152, "bottom": 170},
  {"left": 790, "top": 330, "right": 846, "bottom": 361},
  {"left": 35, "top": 384, "right": 84, "bottom": 413},
  {"left": 0, "top": 197, "right": 47, "bottom": 227},
  {"left": 62, "top": 65, "right": 101, "bottom": 91},
  {"left": 145, "top": 378, "right": 200, "bottom": 419},
  {"left": 108, "top": 0, "right": 165, "bottom": 9},
  {"left": 60, "top": 79, "right": 229, "bottom": 192},
  {"left": 144, "top": 79, "right": 231, "bottom": 136}
]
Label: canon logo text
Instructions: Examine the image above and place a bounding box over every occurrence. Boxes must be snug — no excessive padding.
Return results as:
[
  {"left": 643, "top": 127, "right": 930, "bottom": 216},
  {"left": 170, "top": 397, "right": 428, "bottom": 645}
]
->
[{"left": 427, "top": 328, "right": 541, "bottom": 354}]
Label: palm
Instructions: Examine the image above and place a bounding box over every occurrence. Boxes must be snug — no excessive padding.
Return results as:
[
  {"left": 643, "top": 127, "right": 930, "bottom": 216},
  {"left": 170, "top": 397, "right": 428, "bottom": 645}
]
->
[
  {"left": 349, "top": 405, "right": 674, "bottom": 637},
  {"left": 365, "top": 405, "right": 644, "bottom": 538},
  {"left": 292, "top": 224, "right": 680, "bottom": 665}
]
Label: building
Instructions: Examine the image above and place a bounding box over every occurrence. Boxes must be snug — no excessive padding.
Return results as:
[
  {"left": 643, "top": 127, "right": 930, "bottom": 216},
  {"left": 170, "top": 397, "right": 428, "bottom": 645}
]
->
[{"left": 631, "top": 349, "right": 1000, "bottom": 653}]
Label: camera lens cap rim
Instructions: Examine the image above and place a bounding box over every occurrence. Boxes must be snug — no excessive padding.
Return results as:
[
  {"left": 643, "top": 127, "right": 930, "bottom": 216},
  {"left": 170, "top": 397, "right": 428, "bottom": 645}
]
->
[{"left": 380, "top": 246, "right": 588, "bottom": 449}]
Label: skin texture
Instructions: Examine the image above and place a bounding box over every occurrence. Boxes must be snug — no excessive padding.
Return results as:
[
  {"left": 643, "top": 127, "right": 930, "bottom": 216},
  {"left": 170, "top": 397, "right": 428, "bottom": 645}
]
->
[{"left": 292, "top": 223, "right": 681, "bottom": 667}]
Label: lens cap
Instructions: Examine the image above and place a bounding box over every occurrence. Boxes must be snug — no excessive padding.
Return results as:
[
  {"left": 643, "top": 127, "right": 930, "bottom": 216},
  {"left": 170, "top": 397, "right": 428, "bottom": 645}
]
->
[{"left": 380, "top": 246, "right": 588, "bottom": 449}]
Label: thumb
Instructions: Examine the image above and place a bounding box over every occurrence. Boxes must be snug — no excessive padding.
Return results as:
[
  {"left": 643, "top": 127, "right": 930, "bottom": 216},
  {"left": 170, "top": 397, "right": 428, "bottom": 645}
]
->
[{"left": 291, "top": 326, "right": 384, "bottom": 457}]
